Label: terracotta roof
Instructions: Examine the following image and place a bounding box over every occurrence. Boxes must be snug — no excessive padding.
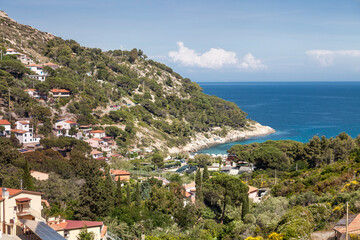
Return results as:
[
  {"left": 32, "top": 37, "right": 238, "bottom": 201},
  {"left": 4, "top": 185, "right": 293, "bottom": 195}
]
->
[
  {"left": 24, "top": 89, "right": 37, "bottom": 92},
  {"left": 89, "top": 130, "right": 105, "bottom": 133},
  {"left": 11, "top": 129, "right": 28, "bottom": 134},
  {"left": 65, "top": 120, "right": 76, "bottom": 124},
  {"left": 50, "top": 89, "right": 70, "bottom": 93},
  {"left": 6, "top": 48, "right": 15, "bottom": 51},
  {"left": 16, "top": 197, "right": 32, "bottom": 202},
  {"left": 0, "top": 187, "right": 43, "bottom": 201},
  {"left": 334, "top": 214, "right": 360, "bottom": 234},
  {"left": 44, "top": 62, "right": 58, "bottom": 66},
  {"left": 26, "top": 64, "right": 43, "bottom": 68},
  {"left": 18, "top": 121, "right": 30, "bottom": 125},
  {"left": 91, "top": 150, "right": 103, "bottom": 155},
  {"left": 248, "top": 185, "right": 259, "bottom": 194},
  {"left": 50, "top": 220, "right": 103, "bottom": 231},
  {"left": 111, "top": 170, "right": 130, "bottom": 175},
  {"left": 184, "top": 181, "right": 196, "bottom": 190},
  {"left": 0, "top": 120, "right": 11, "bottom": 125},
  {"left": 90, "top": 138, "right": 103, "bottom": 142}
]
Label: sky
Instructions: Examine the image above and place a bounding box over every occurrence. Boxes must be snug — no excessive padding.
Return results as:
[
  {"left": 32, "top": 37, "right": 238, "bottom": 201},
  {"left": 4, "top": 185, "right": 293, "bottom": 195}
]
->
[{"left": 2, "top": 0, "right": 360, "bottom": 82}]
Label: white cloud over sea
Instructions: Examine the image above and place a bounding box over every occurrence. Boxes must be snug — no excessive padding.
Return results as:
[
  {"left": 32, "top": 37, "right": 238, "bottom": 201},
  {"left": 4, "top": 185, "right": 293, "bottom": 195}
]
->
[
  {"left": 168, "top": 42, "right": 267, "bottom": 70},
  {"left": 306, "top": 49, "right": 360, "bottom": 66}
]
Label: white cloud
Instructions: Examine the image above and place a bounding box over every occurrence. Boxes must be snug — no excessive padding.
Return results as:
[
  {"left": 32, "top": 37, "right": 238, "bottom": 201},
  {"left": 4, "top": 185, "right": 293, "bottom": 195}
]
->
[
  {"left": 168, "top": 42, "right": 267, "bottom": 70},
  {"left": 239, "top": 53, "right": 267, "bottom": 70},
  {"left": 306, "top": 49, "right": 360, "bottom": 66}
]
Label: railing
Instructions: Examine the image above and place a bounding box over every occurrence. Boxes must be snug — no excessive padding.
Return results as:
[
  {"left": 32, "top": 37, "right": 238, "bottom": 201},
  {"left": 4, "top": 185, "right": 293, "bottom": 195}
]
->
[
  {"left": 106, "top": 231, "right": 122, "bottom": 240},
  {"left": 17, "top": 207, "right": 46, "bottom": 222}
]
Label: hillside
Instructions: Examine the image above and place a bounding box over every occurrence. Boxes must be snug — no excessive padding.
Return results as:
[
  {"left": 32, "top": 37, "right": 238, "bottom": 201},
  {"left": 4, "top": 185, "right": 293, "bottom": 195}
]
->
[{"left": 0, "top": 10, "right": 274, "bottom": 154}]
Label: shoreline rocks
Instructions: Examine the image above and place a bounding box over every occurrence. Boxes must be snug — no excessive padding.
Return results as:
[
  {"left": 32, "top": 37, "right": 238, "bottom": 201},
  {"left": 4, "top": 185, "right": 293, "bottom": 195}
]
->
[{"left": 169, "top": 122, "right": 275, "bottom": 154}]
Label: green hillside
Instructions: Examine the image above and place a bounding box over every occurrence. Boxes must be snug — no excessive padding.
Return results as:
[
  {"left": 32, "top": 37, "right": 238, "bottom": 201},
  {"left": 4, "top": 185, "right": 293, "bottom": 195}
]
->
[{"left": 0, "top": 11, "right": 248, "bottom": 152}]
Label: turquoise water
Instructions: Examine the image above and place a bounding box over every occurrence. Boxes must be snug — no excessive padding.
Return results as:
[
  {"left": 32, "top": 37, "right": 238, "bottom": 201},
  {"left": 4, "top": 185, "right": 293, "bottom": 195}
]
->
[{"left": 196, "top": 82, "right": 360, "bottom": 154}]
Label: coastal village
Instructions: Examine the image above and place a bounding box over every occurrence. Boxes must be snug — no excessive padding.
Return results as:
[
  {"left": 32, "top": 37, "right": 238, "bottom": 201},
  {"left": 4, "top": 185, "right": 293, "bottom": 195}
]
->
[{"left": 1, "top": 7, "right": 360, "bottom": 239}]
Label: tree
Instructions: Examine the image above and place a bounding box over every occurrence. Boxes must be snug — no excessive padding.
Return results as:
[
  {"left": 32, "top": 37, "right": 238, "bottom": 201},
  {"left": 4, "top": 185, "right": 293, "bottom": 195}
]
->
[
  {"left": 22, "top": 160, "right": 34, "bottom": 191},
  {"left": 128, "top": 48, "right": 138, "bottom": 63},
  {"left": 195, "top": 168, "right": 203, "bottom": 203},
  {"left": 77, "top": 226, "right": 95, "bottom": 240},
  {"left": 134, "top": 182, "right": 141, "bottom": 207},
  {"left": 203, "top": 164, "right": 209, "bottom": 182},
  {"left": 126, "top": 183, "right": 131, "bottom": 207},
  {"left": 69, "top": 126, "right": 78, "bottom": 136},
  {"left": 203, "top": 174, "right": 249, "bottom": 223},
  {"left": 0, "top": 125, "right": 5, "bottom": 135},
  {"left": 75, "top": 160, "right": 104, "bottom": 220},
  {"left": 115, "top": 179, "right": 123, "bottom": 205},
  {"left": 152, "top": 153, "right": 164, "bottom": 169}
]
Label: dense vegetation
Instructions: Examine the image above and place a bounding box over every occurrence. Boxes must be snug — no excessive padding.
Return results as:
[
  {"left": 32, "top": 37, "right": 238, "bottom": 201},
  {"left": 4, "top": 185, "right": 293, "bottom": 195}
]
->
[{"left": 0, "top": 14, "right": 248, "bottom": 151}]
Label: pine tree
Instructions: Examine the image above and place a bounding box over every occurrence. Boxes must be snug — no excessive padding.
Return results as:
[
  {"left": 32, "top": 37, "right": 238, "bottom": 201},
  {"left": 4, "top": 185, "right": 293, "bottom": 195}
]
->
[
  {"left": 115, "top": 179, "right": 123, "bottom": 205},
  {"left": 22, "top": 160, "right": 34, "bottom": 191},
  {"left": 126, "top": 183, "right": 131, "bottom": 207},
  {"left": 134, "top": 182, "right": 141, "bottom": 207},
  {"left": 203, "top": 164, "right": 209, "bottom": 182}
]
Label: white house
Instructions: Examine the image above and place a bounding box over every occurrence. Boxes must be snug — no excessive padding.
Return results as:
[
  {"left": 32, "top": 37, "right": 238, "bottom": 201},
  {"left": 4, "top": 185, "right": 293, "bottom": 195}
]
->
[
  {"left": 30, "top": 170, "right": 49, "bottom": 181},
  {"left": 49, "top": 89, "right": 70, "bottom": 98},
  {"left": 24, "top": 89, "right": 40, "bottom": 99},
  {"left": 0, "top": 119, "right": 11, "bottom": 136},
  {"left": 90, "top": 150, "right": 103, "bottom": 159},
  {"left": 54, "top": 120, "right": 77, "bottom": 136},
  {"left": 0, "top": 187, "right": 45, "bottom": 236},
  {"left": 17, "top": 54, "right": 34, "bottom": 65},
  {"left": 26, "top": 64, "right": 44, "bottom": 75},
  {"left": 88, "top": 130, "right": 106, "bottom": 139},
  {"left": 28, "top": 75, "right": 46, "bottom": 82},
  {"left": 5, "top": 48, "right": 18, "bottom": 55},
  {"left": 12, "top": 121, "right": 40, "bottom": 146},
  {"left": 44, "top": 62, "right": 59, "bottom": 70},
  {"left": 85, "top": 138, "right": 112, "bottom": 156}
]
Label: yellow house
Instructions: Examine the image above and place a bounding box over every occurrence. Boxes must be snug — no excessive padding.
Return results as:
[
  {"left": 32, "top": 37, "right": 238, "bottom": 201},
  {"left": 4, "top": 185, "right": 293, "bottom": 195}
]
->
[
  {"left": 0, "top": 187, "right": 45, "bottom": 236},
  {"left": 49, "top": 219, "right": 107, "bottom": 240}
]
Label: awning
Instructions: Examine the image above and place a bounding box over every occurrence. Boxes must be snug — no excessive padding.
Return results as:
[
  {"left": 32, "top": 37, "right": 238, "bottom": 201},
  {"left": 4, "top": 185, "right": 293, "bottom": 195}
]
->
[
  {"left": 16, "top": 197, "right": 32, "bottom": 202},
  {"left": 19, "top": 219, "right": 66, "bottom": 240}
]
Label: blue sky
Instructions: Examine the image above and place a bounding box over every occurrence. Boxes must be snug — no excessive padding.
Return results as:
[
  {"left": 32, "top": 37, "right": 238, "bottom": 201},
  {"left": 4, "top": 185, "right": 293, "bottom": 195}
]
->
[{"left": 2, "top": 0, "right": 360, "bottom": 81}]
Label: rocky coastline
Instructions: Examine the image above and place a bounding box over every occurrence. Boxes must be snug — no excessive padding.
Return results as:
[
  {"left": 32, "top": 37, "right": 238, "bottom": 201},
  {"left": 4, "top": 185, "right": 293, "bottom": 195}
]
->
[{"left": 169, "top": 122, "right": 275, "bottom": 154}]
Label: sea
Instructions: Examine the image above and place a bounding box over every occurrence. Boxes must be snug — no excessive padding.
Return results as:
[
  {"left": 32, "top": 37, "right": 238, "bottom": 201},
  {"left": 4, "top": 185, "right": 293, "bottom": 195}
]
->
[{"left": 196, "top": 82, "right": 360, "bottom": 155}]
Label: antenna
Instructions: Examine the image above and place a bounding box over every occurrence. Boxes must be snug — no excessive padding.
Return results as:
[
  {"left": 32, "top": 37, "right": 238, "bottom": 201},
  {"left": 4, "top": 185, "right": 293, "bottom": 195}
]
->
[{"left": 346, "top": 201, "right": 349, "bottom": 240}]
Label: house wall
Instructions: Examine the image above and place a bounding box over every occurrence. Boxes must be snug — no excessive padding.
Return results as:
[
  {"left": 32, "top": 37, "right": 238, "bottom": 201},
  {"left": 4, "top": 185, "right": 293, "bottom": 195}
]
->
[
  {"left": 0, "top": 193, "right": 42, "bottom": 235},
  {"left": 30, "top": 171, "right": 49, "bottom": 181},
  {"left": 0, "top": 124, "right": 11, "bottom": 135},
  {"left": 56, "top": 226, "right": 102, "bottom": 240}
]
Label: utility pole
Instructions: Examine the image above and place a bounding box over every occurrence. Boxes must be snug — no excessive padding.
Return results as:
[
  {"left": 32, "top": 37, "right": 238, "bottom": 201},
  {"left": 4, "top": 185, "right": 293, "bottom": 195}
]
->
[
  {"left": 274, "top": 169, "right": 277, "bottom": 185},
  {"left": 0, "top": 49, "right": 2, "bottom": 60},
  {"left": 346, "top": 201, "right": 349, "bottom": 240},
  {"left": 8, "top": 88, "right": 11, "bottom": 121},
  {"left": 20, "top": 179, "right": 23, "bottom": 190},
  {"left": 296, "top": 163, "right": 298, "bottom": 171}
]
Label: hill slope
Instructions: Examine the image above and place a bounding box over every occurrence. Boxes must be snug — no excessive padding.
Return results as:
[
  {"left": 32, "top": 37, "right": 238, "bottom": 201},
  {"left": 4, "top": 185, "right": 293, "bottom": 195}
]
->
[{"left": 0, "top": 11, "right": 274, "bottom": 153}]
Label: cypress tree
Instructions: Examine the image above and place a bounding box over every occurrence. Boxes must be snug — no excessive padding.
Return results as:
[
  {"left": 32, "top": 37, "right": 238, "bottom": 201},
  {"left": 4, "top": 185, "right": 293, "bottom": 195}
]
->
[
  {"left": 203, "top": 164, "right": 209, "bottom": 182},
  {"left": 195, "top": 168, "right": 203, "bottom": 203},
  {"left": 75, "top": 160, "right": 103, "bottom": 220},
  {"left": 22, "top": 160, "right": 34, "bottom": 191},
  {"left": 126, "top": 183, "right": 131, "bottom": 207},
  {"left": 103, "top": 168, "right": 115, "bottom": 212},
  {"left": 115, "top": 179, "right": 123, "bottom": 205},
  {"left": 134, "top": 182, "right": 141, "bottom": 207}
]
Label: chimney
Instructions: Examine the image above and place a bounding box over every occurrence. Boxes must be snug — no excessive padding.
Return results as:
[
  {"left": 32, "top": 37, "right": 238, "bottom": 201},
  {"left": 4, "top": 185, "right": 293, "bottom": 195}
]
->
[{"left": 1, "top": 188, "right": 9, "bottom": 199}]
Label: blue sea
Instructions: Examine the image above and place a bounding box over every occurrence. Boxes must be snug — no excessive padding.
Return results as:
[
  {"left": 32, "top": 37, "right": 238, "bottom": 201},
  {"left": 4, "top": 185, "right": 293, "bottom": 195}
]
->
[{"left": 196, "top": 82, "right": 360, "bottom": 155}]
